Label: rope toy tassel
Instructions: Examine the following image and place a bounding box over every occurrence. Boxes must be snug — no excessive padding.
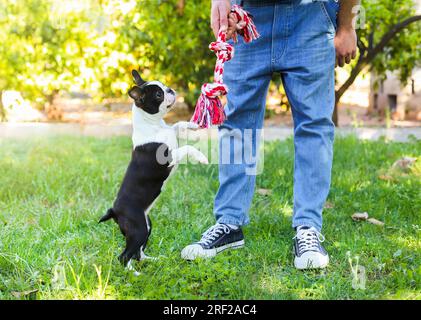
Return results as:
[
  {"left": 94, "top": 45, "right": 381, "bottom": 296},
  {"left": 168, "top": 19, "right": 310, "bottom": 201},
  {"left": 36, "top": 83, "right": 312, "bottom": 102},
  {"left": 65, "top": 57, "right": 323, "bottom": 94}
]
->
[
  {"left": 191, "top": 5, "right": 260, "bottom": 128},
  {"left": 231, "top": 5, "right": 260, "bottom": 44},
  {"left": 191, "top": 83, "right": 228, "bottom": 128}
]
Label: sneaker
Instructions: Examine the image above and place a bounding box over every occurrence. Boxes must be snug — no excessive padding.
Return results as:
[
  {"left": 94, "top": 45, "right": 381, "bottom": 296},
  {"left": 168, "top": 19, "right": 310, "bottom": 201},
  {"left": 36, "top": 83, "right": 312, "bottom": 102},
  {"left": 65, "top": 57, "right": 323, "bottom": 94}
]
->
[
  {"left": 181, "top": 223, "right": 245, "bottom": 260},
  {"left": 293, "top": 226, "right": 329, "bottom": 270}
]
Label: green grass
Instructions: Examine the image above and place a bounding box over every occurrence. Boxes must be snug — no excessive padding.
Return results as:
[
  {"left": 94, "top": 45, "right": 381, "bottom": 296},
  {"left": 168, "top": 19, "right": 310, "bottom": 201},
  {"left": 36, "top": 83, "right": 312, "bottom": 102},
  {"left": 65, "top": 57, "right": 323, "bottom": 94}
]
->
[{"left": 0, "top": 135, "right": 420, "bottom": 300}]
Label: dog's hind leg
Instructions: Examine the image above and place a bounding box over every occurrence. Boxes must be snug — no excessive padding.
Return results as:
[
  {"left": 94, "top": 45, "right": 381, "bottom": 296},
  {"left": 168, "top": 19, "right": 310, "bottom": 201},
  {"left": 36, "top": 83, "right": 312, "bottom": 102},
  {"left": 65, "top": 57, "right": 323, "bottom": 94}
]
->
[
  {"left": 138, "top": 248, "right": 159, "bottom": 261},
  {"left": 126, "top": 259, "right": 141, "bottom": 276},
  {"left": 136, "top": 216, "right": 161, "bottom": 262},
  {"left": 144, "top": 215, "right": 152, "bottom": 251},
  {"left": 140, "top": 216, "right": 161, "bottom": 261},
  {"left": 132, "top": 215, "right": 152, "bottom": 261},
  {"left": 119, "top": 224, "right": 148, "bottom": 266},
  {"left": 147, "top": 215, "right": 152, "bottom": 238},
  {"left": 120, "top": 229, "right": 147, "bottom": 277}
]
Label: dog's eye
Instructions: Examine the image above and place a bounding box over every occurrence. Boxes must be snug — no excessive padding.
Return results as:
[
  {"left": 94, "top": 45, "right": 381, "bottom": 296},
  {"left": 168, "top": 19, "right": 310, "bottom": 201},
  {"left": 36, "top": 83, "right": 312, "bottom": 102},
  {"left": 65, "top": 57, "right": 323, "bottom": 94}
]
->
[{"left": 156, "top": 92, "right": 163, "bottom": 98}]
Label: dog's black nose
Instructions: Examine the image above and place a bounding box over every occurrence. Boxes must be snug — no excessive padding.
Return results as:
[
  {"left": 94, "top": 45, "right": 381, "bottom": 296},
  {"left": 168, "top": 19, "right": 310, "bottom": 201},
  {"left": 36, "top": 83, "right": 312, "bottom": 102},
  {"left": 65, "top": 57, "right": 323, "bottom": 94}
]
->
[{"left": 166, "top": 88, "right": 175, "bottom": 95}]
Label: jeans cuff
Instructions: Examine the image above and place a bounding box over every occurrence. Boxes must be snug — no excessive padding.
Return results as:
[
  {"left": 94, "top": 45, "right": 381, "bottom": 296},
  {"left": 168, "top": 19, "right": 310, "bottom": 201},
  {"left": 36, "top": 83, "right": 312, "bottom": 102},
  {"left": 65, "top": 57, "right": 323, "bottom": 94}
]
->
[
  {"left": 292, "top": 220, "right": 322, "bottom": 232},
  {"left": 217, "top": 215, "right": 250, "bottom": 227}
]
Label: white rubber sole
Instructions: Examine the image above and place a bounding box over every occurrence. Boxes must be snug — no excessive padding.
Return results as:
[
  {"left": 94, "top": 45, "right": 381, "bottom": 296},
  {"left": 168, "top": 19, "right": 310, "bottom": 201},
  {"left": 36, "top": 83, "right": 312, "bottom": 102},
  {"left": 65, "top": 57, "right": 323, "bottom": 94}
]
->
[
  {"left": 181, "top": 240, "right": 245, "bottom": 261},
  {"left": 294, "top": 251, "right": 329, "bottom": 270}
]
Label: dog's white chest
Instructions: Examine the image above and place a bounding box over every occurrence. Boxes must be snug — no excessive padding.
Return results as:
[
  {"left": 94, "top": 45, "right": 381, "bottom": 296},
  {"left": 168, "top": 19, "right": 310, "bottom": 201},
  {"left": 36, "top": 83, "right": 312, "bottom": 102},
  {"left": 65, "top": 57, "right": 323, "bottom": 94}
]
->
[{"left": 131, "top": 105, "right": 178, "bottom": 150}]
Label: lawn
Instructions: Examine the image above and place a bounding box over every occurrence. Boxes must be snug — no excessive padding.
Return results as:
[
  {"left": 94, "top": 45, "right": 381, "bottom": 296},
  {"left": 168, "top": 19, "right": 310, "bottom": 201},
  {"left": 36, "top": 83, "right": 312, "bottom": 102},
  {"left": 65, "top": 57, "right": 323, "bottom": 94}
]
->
[{"left": 0, "top": 135, "right": 420, "bottom": 300}]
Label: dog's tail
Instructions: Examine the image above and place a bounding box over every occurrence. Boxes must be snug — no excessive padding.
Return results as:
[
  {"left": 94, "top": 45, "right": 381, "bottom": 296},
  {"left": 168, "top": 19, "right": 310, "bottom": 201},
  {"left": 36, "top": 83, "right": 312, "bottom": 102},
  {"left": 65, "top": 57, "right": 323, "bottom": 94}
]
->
[{"left": 99, "top": 208, "right": 115, "bottom": 223}]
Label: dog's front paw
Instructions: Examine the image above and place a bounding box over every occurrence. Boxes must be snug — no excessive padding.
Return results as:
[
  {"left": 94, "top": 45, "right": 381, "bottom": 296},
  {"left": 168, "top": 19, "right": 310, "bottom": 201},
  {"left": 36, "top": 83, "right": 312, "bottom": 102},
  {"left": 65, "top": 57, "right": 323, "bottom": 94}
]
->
[
  {"left": 194, "top": 151, "right": 209, "bottom": 165},
  {"left": 173, "top": 121, "right": 199, "bottom": 133},
  {"left": 185, "top": 122, "right": 199, "bottom": 130},
  {"left": 169, "top": 158, "right": 177, "bottom": 167}
]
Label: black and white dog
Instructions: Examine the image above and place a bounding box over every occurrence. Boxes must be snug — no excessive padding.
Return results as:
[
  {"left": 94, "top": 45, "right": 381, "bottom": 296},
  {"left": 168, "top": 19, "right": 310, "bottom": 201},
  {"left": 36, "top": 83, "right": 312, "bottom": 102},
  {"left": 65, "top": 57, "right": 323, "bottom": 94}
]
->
[{"left": 99, "top": 70, "right": 208, "bottom": 268}]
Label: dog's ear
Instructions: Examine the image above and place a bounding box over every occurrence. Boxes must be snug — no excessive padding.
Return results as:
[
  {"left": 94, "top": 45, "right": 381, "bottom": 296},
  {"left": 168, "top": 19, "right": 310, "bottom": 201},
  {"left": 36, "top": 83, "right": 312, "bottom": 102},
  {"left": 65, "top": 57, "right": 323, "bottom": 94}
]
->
[
  {"left": 128, "top": 86, "right": 144, "bottom": 103},
  {"left": 132, "top": 70, "right": 146, "bottom": 86},
  {"left": 99, "top": 208, "right": 115, "bottom": 223}
]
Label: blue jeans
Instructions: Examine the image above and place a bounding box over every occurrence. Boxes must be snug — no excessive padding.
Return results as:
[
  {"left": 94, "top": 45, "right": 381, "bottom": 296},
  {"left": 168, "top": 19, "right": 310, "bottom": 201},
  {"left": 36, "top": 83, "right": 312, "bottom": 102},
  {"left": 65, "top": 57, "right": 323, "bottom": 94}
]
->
[{"left": 214, "top": 0, "right": 339, "bottom": 232}]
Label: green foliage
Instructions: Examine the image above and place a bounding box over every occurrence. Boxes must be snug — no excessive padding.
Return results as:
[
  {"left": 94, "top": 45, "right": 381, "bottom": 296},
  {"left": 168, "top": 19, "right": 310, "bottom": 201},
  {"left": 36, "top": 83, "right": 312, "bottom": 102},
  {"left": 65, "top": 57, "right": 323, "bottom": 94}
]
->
[
  {"left": 0, "top": 136, "right": 420, "bottom": 299},
  {"left": 0, "top": 0, "right": 420, "bottom": 115},
  {"left": 0, "top": 0, "right": 100, "bottom": 107},
  {"left": 133, "top": 0, "right": 214, "bottom": 107},
  {"left": 0, "top": 0, "right": 214, "bottom": 111},
  {"left": 357, "top": 0, "right": 421, "bottom": 83}
]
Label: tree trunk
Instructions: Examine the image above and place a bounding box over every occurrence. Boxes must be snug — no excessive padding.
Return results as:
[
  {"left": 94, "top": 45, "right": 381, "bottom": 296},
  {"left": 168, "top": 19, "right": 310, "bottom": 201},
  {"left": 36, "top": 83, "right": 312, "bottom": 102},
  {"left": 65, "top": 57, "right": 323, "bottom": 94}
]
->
[
  {"left": 177, "top": 0, "right": 185, "bottom": 15},
  {"left": 0, "top": 91, "right": 5, "bottom": 121},
  {"left": 333, "top": 62, "right": 365, "bottom": 126},
  {"left": 332, "top": 92, "right": 339, "bottom": 126},
  {"left": 45, "top": 90, "right": 62, "bottom": 121}
]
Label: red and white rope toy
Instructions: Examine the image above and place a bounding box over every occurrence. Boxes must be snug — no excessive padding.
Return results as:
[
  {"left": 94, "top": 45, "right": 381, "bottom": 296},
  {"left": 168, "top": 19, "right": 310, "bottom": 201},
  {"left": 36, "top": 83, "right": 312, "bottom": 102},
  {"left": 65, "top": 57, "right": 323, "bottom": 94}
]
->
[{"left": 191, "top": 5, "right": 260, "bottom": 128}]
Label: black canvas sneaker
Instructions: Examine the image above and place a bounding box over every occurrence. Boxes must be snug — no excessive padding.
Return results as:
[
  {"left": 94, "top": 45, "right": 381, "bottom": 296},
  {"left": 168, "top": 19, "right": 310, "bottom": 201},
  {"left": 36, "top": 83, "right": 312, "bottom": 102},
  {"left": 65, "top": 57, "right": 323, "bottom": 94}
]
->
[
  {"left": 293, "top": 226, "right": 329, "bottom": 269},
  {"left": 181, "top": 223, "right": 245, "bottom": 260}
]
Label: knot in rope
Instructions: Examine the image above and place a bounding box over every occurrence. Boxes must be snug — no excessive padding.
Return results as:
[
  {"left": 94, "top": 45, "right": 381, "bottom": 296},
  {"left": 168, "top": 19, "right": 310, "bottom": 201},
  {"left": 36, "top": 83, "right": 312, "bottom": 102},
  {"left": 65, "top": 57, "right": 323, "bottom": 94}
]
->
[
  {"left": 191, "top": 5, "right": 260, "bottom": 128},
  {"left": 201, "top": 82, "right": 228, "bottom": 98},
  {"left": 209, "top": 38, "right": 234, "bottom": 63}
]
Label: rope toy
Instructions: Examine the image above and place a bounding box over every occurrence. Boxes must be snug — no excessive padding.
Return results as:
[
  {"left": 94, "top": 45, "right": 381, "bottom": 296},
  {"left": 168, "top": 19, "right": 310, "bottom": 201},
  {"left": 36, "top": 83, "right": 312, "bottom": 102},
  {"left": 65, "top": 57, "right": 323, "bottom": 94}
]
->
[{"left": 191, "top": 5, "right": 260, "bottom": 128}]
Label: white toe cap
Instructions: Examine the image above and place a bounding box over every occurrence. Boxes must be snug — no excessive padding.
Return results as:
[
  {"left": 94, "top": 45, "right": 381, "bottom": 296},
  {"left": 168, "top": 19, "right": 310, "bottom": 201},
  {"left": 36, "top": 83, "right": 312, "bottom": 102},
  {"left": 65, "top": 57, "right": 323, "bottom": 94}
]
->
[{"left": 181, "top": 244, "right": 215, "bottom": 260}]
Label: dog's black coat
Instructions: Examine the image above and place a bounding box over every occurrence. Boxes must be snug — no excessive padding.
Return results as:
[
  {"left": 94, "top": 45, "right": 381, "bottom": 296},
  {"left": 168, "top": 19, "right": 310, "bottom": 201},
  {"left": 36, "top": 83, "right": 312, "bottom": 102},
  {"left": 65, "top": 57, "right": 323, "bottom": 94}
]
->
[
  {"left": 100, "top": 143, "right": 173, "bottom": 265},
  {"left": 100, "top": 70, "right": 177, "bottom": 266}
]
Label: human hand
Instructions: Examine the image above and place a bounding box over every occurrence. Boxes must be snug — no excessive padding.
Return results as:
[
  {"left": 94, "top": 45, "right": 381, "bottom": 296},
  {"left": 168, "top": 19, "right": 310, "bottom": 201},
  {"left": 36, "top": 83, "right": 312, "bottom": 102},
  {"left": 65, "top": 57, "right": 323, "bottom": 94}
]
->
[
  {"left": 227, "top": 12, "right": 247, "bottom": 40},
  {"left": 211, "top": 0, "right": 231, "bottom": 38},
  {"left": 334, "top": 26, "right": 357, "bottom": 67}
]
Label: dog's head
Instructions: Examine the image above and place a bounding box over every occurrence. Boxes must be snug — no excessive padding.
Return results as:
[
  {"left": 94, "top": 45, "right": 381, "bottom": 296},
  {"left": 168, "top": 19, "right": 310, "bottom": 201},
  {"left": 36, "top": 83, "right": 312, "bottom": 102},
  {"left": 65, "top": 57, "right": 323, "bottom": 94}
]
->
[{"left": 128, "top": 70, "right": 176, "bottom": 116}]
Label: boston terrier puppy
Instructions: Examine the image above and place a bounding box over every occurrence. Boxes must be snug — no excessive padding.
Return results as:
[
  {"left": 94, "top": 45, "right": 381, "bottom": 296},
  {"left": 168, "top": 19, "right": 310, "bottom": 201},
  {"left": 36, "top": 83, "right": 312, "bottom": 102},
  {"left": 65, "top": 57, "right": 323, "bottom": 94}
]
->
[{"left": 99, "top": 70, "right": 208, "bottom": 268}]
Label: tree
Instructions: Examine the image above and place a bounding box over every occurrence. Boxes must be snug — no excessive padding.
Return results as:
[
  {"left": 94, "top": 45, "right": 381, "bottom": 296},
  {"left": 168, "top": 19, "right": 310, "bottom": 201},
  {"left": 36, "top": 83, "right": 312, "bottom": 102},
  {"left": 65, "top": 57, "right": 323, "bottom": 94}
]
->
[
  {"left": 76, "top": 0, "right": 214, "bottom": 107},
  {"left": 334, "top": 0, "right": 421, "bottom": 125},
  {"left": 2, "top": 0, "right": 419, "bottom": 123},
  {"left": 0, "top": 0, "right": 214, "bottom": 119},
  {"left": 132, "top": 0, "right": 213, "bottom": 108},
  {"left": 0, "top": 0, "right": 106, "bottom": 119}
]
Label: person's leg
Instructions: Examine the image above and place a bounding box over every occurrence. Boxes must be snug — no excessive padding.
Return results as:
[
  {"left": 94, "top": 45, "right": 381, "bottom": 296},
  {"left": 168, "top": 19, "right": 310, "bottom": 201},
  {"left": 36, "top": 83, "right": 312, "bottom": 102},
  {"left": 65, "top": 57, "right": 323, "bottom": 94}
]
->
[
  {"left": 214, "top": 3, "right": 274, "bottom": 227},
  {"left": 279, "top": 0, "right": 337, "bottom": 232},
  {"left": 181, "top": 3, "right": 274, "bottom": 260},
  {"left": 275, "top": 0, "right": 338, "bottom": 268}
]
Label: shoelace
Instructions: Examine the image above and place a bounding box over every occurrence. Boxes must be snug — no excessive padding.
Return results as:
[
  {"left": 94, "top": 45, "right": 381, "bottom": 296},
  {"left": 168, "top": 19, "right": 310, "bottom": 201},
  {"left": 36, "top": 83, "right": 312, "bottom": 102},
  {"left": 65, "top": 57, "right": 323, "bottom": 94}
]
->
[
  {"left": 293, "top": 228, "right": 325, "bottom": 254},
  {"left": 198, "top": 224, "right": 231, "bottom": 246}
]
